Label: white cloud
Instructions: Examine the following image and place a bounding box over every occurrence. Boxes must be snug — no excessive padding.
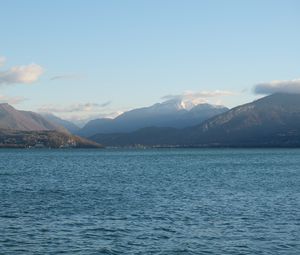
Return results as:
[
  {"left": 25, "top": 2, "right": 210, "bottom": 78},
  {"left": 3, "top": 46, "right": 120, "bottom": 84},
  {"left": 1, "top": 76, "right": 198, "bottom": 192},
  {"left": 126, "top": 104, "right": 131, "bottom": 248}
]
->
[
  {"left": 50, "top": 74, "right": 82, "bottom": 81},
  {"left": 162, "top": 90, "right": 235, "bottom": 105},
  {"left": 0, "top": 63, "right": 43, "bottom": 85},
  {"left": 69, "top": 111, "right": 122, "bottom": 121},
  {"left": 254, "top": 79, "right": 300, "bottom": 94},
  {"left": 0, "top": 94, "right": 26, "bottom": 104},
  {"left": 38, "top": 101, "right": 111, "bottom": 113},
  {"left": 65, "top": 111, "right": 122, "bottom": 125},
  {"left": 38, "top": 101, "right": 118, "bottom": 126},
  {"left": 0, "top": 56, "right": 6, "bottom": 67}
]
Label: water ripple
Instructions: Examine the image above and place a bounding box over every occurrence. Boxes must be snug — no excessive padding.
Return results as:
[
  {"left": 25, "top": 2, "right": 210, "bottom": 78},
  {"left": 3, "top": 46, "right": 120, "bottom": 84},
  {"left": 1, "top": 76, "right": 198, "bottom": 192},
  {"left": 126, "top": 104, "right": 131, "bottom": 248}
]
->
[{"left": 0, "top": 148, "right": 300, "bottom": 254}]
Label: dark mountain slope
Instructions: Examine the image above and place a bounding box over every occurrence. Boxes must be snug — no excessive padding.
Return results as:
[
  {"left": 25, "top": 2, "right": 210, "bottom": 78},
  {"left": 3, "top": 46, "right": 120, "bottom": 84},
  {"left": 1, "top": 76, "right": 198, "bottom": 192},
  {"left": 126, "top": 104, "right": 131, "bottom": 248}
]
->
[
  {"left": 77, "top": 118, "right": 113, "bottom": 137},
  {"left": 91, "top": 127, "right": 180, "bottom": 147},
  {"left": 185, "top": 93, "right": 300, "bottom": 146},
  {"left": 91, "top": 93, "right": 300, "bottom": 147}
]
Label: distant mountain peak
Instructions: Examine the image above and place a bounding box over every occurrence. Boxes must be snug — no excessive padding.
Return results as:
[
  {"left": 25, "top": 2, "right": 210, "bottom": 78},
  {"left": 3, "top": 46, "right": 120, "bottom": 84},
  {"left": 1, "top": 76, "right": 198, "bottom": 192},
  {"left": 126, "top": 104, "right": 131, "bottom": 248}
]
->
[
  {"left": 78, "top": 99, "right": 228, "bottom": 137},
  {"left": 158, "top": 98, "right": 225, "bottom": 112},
  {"left": 177, "top": 99, "right": 196, "bottom": 110},
  {"left": 91, "top": 93, "right": 300, "bottom": 147}
]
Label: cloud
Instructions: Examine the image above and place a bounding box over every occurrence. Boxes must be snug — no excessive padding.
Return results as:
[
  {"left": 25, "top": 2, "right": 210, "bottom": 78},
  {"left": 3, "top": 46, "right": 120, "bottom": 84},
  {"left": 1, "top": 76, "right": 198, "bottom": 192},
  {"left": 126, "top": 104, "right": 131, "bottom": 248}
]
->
[
  {"left": 0, "top": 63, "right": 44, "bottom": 85},
  {"left": 0, "top": 56, "right": 6, "bottom": 67},
  {"left": 0, "top": 94, "right": 26, "bottom": 104},
  {"left": 38, "top": 101, "right": 116, "bottom": 125},
  {"left": 38, "top": 101, "right": 111, "bottom": 113},
  {"left": 50, "top": 74, "right": 82, "bottom": 81},
  {"left": 99, "top": 101, "right": 111, "bottom": 107},
  {"left": 254, "top": 79, "right": 300, "bottom": 94},
  {"left": 162, "top": 90, "right": 235, "bottom": 105},
  {"left": 65, "top": 111, "right": 123, "bottom": 124}
]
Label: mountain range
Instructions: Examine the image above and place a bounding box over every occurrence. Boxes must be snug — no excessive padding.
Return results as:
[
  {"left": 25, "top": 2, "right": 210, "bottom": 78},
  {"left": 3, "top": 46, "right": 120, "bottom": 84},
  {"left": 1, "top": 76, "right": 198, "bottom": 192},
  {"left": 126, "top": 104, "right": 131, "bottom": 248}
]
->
[
  {"left": 1, "top": 93, "right": 300, "bottom": 148},
  {"left": 91, "top": 93, "right": 300, "bottom": 147},
  {"left": 0, "top": 104, "right": 101, "bottom": 148},
  {"left": 0, "top": 103, "right": 66, "bottom": 132},
  {"left": 77, "top": 99, "right": 228, "bottom": 137}
]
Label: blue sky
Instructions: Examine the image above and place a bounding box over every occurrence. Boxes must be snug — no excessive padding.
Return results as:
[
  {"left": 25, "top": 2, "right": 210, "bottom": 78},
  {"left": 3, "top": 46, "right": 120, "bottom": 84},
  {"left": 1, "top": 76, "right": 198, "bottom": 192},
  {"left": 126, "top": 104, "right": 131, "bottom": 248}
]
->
[{"left": 0, "top": 0, "right": 300, "bottom": 121}]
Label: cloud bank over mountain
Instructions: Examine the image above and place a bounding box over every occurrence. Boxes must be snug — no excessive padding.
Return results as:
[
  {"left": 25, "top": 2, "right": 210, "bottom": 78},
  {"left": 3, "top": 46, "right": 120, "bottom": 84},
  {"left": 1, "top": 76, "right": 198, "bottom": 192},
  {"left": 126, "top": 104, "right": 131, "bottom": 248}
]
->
[
  {"left": 254, "top": 79, "right": 300, "bottom": 94},
  {"left": 39, "top": 102, "right": 111, "bottom": 113},
  {"left": 161, "top": 90, "right": 235, "bottom": 109},
  {"left": 37, "top": 90, "right": 236, "bottom": 123},
  {"left": 163, "top": 90, "right": 234, "bottom": 100},
  {"left": 38, "top": 101, "right": 117, "bottom": 125}
]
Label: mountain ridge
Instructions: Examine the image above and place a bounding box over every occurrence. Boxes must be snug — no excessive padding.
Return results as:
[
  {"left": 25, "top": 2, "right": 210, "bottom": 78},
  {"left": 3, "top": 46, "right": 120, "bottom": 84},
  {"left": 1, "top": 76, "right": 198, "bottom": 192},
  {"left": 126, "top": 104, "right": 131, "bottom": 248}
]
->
[
  {"left": 78, "top": 101, "right": 228, "bottom": 137},
  {"left": 41, "top": 113, "right": 80, "bottom": 134},
  {"left": 91, "top": 93, "right": 300, "bottom": 147},
  {"left": 0, "top": 103, "right": 103, "bottom": 148},
  {"left": 0, "top": 103, "right": 67, "bottom": 133}
]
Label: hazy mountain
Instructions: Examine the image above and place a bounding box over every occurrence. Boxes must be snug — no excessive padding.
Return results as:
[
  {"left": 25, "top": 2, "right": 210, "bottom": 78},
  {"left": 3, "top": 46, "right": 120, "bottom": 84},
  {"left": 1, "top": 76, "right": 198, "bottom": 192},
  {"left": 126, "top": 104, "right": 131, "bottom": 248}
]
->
[
  {"left": 0, "top": 103, "right": 102, "bottom": 148},
  {"left": 42, "top": 113, "right": 80, "bottom": 134},
  {"left": 77, "top": 118, "right": 113, "bottom": 137},
  {"left": 91, "top": 93, "right": 300, "bottom": 147},
  {"left": 0, "top": 103, "right": 67, "bottom": 133},
  {"left": 78, "top": 99, "right": 228, "bottom": 137}
]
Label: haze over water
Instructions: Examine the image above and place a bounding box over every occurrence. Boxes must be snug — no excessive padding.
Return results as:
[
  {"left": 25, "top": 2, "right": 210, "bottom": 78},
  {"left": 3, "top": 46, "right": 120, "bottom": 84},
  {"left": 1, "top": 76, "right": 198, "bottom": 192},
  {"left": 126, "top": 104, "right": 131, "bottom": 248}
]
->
[{"left": 1, "top": 149, "right": 299, "bottom": 254}]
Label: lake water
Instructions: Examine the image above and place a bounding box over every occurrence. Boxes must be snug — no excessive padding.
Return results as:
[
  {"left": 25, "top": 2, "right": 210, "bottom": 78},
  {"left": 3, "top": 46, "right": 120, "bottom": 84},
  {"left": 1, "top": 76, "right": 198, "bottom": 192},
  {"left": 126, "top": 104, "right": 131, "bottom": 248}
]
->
[{"left": 0, "top": 149, "right": 299, "bottom": 254}]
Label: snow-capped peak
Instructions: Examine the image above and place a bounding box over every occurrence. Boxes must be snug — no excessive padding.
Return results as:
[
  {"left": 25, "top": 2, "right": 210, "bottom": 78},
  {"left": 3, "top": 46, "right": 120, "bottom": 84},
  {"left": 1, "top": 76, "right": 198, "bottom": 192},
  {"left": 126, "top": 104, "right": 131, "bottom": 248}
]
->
[
  {"left": 162, "top": 97, "right": 207, "bottom": 111},
  {"left": 158, "top": 98, "right": 196, "bottom": 111},
  {"left": 179, "top": 99, "right": 200, "bottom": 110}
]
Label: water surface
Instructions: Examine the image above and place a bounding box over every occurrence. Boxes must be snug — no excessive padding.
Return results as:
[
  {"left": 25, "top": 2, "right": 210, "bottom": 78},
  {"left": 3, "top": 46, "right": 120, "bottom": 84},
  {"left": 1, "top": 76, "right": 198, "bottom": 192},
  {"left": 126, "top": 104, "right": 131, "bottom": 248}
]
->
[{"left": 1, "top": 149, "right": 299, "bottom": 254}]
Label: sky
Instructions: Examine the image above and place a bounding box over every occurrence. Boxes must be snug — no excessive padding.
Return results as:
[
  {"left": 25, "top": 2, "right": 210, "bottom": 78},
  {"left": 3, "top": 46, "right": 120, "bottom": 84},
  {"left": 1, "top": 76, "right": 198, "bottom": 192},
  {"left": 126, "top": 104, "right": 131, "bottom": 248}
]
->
[{"left": 0, "top": 0, "right": 300, "bottom": 122}]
